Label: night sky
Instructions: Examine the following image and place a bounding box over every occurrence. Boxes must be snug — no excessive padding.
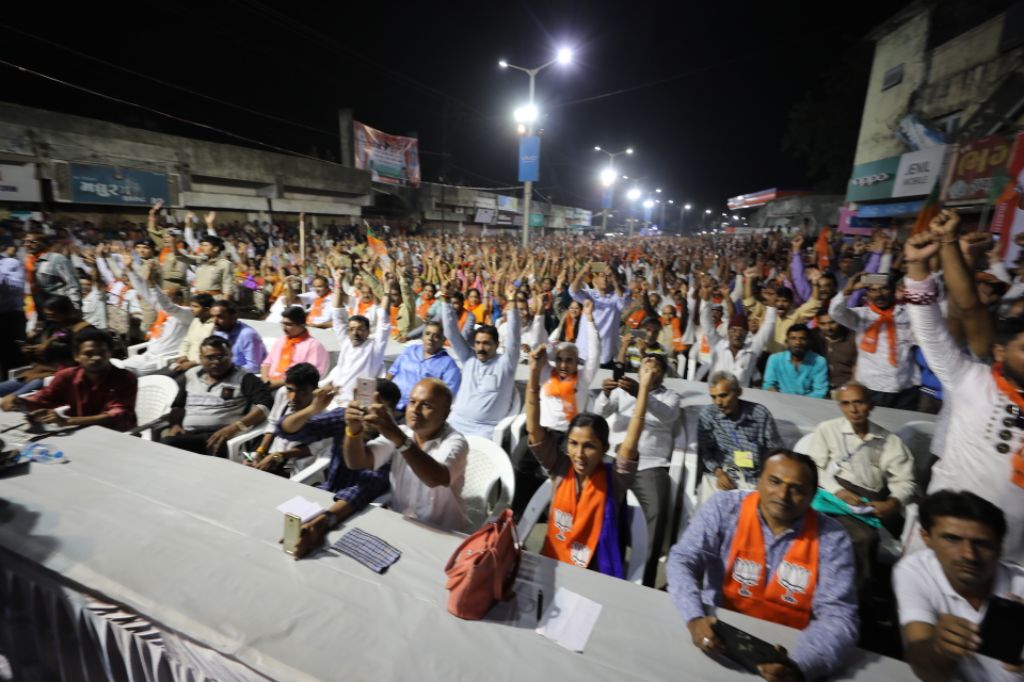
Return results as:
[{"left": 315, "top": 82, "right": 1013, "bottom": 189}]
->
[{"left": 3, "top": 0, "right": 907, "bottom": 215}]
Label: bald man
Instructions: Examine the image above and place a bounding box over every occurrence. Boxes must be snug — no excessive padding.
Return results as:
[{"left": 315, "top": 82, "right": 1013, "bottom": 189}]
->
[{"left": 344, "top": 378, "right": 471, "bottom": 531}]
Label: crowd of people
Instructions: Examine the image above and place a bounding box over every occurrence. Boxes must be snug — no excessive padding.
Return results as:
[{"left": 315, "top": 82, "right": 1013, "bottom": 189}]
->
[{"left": 1, "top": 202, "right": 1022, "bottom": 681}]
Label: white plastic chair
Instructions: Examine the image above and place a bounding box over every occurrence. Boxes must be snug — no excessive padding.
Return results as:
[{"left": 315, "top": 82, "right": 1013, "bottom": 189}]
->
[
  {"left": 792, "top": 432, "right": 815, "bottom": 454},
  {"left": 290, "top": 451, "right": 334, "bottom": 485},
  {"left": 133, "top": 375, "right": 180, "bottom": 440},
  {"left": 624, "top": 490, "right": 648, "bottom": 585},
  {"left": 226, "top": 430, "right": 264, "bottom": 464},
  {"left": 517, "top": 477, "right": 553, "bottom": 539},
  {"left": 463, "top": 435, "right": 516, "bottom": 531},
  {"left": 879, "top": 421, "right": 936, "bottom": 561}
]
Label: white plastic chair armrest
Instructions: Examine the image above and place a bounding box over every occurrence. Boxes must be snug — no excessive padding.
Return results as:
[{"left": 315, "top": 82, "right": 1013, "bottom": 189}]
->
[
  {"left": 290, "top": 457, "right": 331, "bottom": 485},
  {"left": 226, "top": 430, "right": 262, "bottom": 463}
]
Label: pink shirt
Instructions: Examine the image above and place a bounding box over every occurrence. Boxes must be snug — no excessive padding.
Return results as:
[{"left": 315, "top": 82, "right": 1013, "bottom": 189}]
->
[{"left": 261, "top": 333, "right": 329, "bottom": 381}]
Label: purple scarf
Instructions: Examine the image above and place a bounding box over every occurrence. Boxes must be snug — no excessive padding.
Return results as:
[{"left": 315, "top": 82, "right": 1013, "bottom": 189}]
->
[{"left": 593, "top": 462, "right": 625, "bottom": 579}]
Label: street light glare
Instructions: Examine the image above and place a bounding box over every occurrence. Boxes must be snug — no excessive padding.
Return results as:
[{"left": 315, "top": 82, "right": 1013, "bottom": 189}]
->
[
  {"left": 594, "top": 145, "right": 602, "bottom": 151},
  {"left": 655, "top": 188, "right": 662, "bottom": 193},
  {"left": 643, "top": 199, "right": 655, "bottom": 209},
  {"left": 626, "top": 148, "right": 634, "bottom": 155},
  {"left": 600, "top": 167, "right": 617, "bottom": 187},
  {"left": 498, "top": 59, "right": 508, "bottom": 68},
  {"left": 668, "top": 200, "right": 675, "bottom": 204},
  {"left": 514, "top": 103, "right": 539, "bottom": 124},
  {"left": 704, "top": 209, "right": 712, "bottom": 214},
  {"left": 556, "top": 47, "right": 573, "bottom": 65},
  {"left": 684, "top": 203, "right": 692, "bottom": 211},
  {"left": 627, "top": 188, "right": 641, "bottom": 201}
]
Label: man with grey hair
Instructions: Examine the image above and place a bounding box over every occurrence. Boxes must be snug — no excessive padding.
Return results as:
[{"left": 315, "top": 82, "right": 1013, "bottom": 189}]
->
[
  {"left": 697, "top": 370, "right": 783, "bottom": 504},
  {"left": 804, "top": 381, "right": 916, "bottom": 592}
]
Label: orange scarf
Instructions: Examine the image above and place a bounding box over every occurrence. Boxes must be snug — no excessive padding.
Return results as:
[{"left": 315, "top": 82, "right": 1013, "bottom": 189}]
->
[
  {"left": 700, "top": 333, "right": 710, "bottom": 356},
  {"left": 416, "top": 296, "right": 433, "bottom": 321},
  {"left": 626, "top": 308, "right": 646, "bottom": 329},
  {"left": 859, "top": 302, "right": 897, "bottom": 366},
  {"left": 990, "top": 364, "right": 1024, "bottom": 488},
  {"left": 542, "top": 465, "right": 608, "bottom": 569},
  {"left": 390, "top": 305, "right": 401, "bottom": 337},
  {"left": 273, "top": 331, "right": 309, "bottom": 378},
  {"left": 722, "top": 493, "right": 819, "bottom": 629},
  {"left": 25, "top": 253, "right": 37, "bottom": 294},
  {"left": 563, "top": 314, "right": 577, "bottom": 343},
  {"left": 159, "top": 246, "right": 173, "bottom": 264},
  {"left": 146, "top": 310, "right": 169, "bottom": 340},
  {"left": 724, "top": 489, "right": 819, "bottom": 626},
  {"left": 358, "top": 299, "right": 373, "bottom": 315},
  {"left": 309, "top": 294, "right": 329, "bottom": 321},
  {"left": 467, "top": 302, "right": 486, "bottom": 323},
  {"left": 661, "top": 316, "right": 685, "bottom": 352},
  {"left": 814, "top": 227, "right": 832, "bottom": 269},
  {"left": 544, "top": 372, "right": 579, "bottom": 423}
]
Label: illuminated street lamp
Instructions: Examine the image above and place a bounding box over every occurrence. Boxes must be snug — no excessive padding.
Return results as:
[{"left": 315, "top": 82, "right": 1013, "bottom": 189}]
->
[
  {"left": 499, "top": 48, "right": 574, "bottom": 247},
  {"left": 593, "top": 146, "right": 633, "bottom": 232}
]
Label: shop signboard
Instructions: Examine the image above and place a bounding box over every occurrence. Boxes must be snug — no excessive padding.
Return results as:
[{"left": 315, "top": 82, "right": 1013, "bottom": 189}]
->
[{"left": 846, "top": 156, "right": 899, "bottom": 202}]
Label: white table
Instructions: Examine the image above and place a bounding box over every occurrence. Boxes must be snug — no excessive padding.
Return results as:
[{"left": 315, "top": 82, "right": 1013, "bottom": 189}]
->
[{"left": 0, "top": 425, "right": 916, "bottom": 681}]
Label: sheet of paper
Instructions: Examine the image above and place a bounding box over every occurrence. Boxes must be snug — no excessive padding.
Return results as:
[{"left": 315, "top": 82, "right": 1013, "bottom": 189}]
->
[
  {"left": 535, "top": 586, "right": 602, "bottom": 653},
  {"left": 275, "top": 496, "right": 324, "bottom": 523},
  {"left": 847, "top": 504, "right": 876, "bottom": 515}
]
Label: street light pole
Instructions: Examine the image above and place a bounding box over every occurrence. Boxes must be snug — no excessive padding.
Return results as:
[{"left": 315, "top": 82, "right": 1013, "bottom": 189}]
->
[
  {"left": 594, "top": 146, "right": 633, "bottom": 234},
  {"left": 500, "top": 49, "right": 572, "bottom": 248}
]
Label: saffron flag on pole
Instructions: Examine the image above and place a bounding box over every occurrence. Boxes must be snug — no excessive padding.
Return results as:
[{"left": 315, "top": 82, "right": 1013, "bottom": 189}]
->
[
  {"left": 364, "top": 221, "right": 387, "bottom": 257},
  {"left": 910, "top": 181, "right": 942, "bottom": 235}
]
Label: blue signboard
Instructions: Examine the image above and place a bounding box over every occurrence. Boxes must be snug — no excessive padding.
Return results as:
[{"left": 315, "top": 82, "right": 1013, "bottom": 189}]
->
[
  {"left": 518, "top": 136, "right": 541, "bottom": 182},
  {"left": 69, "top": 163, "right": 170, "bottom": 206},
  {"left": 856, "top": 199, "right": 925, "bottom": 218}
]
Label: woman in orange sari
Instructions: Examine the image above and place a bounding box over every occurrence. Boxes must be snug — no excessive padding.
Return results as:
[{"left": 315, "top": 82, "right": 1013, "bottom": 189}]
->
[{"left": 523, "top": 345, "right": 654, "bottom": 578}]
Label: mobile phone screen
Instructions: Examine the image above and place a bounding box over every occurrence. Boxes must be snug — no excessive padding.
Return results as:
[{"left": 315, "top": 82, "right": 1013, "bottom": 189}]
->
[{"left": 356, "top": 377, "right": 376, "bottom": 407}]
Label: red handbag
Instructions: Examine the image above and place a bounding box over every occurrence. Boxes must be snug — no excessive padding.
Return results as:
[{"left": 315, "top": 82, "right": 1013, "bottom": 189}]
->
[{"left": 444, "top": 508, "right": 522, "bottom": 620}]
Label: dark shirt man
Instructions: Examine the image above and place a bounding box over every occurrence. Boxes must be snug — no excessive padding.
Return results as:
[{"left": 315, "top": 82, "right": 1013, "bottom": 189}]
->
[
  {"left": 813, "top": 309, "right": 857, "bottom": 392},
  {"left": 1, "top": 328, "right": 137, "bottom": 431},
  {"left": 163, "top": 336, "right": 273, "bottom": 456}
]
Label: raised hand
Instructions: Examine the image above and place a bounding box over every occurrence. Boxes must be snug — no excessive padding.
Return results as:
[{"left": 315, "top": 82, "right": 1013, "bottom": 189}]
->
[
  {"left": 904, "top": 232, "right": 940, "bottom": 264},
  {"left": 928, "top": 208, "right": 960, "bottom": 239},
  {"left": 205, "top": 211, "right": 217, "bottom": 227}
]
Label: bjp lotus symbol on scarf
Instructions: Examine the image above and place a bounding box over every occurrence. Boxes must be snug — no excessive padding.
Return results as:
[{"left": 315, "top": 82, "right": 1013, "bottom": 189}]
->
[
  {"left": 553, "top": 509, "right": 573, "bottom": 541},
  {"left": 777, "top": 561, "right": 811, "bottom": 604},
  {"left": 732, "top": 558, "right": 761, "bottom": 597}
]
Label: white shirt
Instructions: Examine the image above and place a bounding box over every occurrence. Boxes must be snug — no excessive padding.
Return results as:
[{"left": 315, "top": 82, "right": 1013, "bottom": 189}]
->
[
  {"left": 806, "top": 416, "right": 917, "bottom": 506},
  {"left": 262, "top": 388, "right": 330, "bottom": 474},
  {"left": 703, "top": 304, "right": 777, "bottom": 387},
  {"left": 442, "top": 303, "right": 520, "bottom": 439},
  {"left": 829, "top": 292, "right": 916, "bottom": 393},
  {"left": 297, "top": 291, "right": 333, "bottom": 326},
  {"left": 498, "top": 313, "right": 546, "bottom": 359},
  {"left": 539, "top": 316, "right": 601, "bottom": 432},
  {"left": 127, "top": 271, "right": 191, "bottom": 358},
  {"left": 906, "top": 276, "right": 1024, "bottom": 564},
  {"left": 367, "top": 424, "right": 469, "bottom": 532},
  {"left": 326, "top": 305, "right": 391, "bottom": 406},
  {"left": 894, "top": 549, "right": 1024, "bottom": 682},
  {"left": 264, "top": 297, "right": 287, "bottom": 324},
  {"left": 81, "top": 287, "right": 107, "bottom": 329},
  {"left": 594, "top": 384, "right": 682, "bottom": 471},
  {"left": 569, "top": 285, "right": 629, "bottom": 364}
]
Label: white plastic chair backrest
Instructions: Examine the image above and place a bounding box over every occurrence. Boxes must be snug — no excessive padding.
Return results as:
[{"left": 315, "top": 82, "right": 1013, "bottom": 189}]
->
[
  {"left": 463, "top": 435, "right": 516, "bottom": 531},
  {"left": 135, "top": 375, "right": 179, "bottom": 425},
  {"left": 792, "top": 432, "right": 815, "bottom": 455},
  {"left": 517, "top": 477, "right": 553, "bottom": 539},
  {"left": 625, "top": 490, "right": 648, "bottom": 584},
  {"left": 895, "top": 421, "right": 935, "bottom": 493}
]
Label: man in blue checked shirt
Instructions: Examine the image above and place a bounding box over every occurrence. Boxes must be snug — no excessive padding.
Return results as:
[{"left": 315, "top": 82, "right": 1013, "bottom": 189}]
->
[
  {"left": 385, "top": 321, "right": 461, "bottom": 412},
  {"left": 667, "top": 450, "right": 859, "bottom": 681},
  {"left": 698, "top": 371, "right": 783, "bottom": 504},
  {"left": 274, "top": 379, "right": 401, "bottom": 559}
]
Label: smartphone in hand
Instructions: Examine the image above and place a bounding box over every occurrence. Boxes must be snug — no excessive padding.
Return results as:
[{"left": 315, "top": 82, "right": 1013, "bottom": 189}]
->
[{"left": 355, "top": 377, "right": 376, "bottom": 408}]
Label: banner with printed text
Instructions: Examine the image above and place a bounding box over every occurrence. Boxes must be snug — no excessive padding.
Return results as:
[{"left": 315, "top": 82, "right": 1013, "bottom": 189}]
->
[{"left": 353, "top": 121, "right": 421, "bottom": 187}]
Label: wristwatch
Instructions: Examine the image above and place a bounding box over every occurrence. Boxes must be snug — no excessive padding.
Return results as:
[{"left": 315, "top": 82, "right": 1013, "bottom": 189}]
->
[{"left": 396, "top": 435, "right": 415, "bottom": 454}]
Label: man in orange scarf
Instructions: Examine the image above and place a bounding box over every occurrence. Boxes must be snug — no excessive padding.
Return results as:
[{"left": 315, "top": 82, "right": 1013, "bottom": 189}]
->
[
  {"left": 829, "top": 271, "right": 917, "bottom": 410},
  {"left": 667, "top": 450, "right": 858, "bottom": 681}
]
